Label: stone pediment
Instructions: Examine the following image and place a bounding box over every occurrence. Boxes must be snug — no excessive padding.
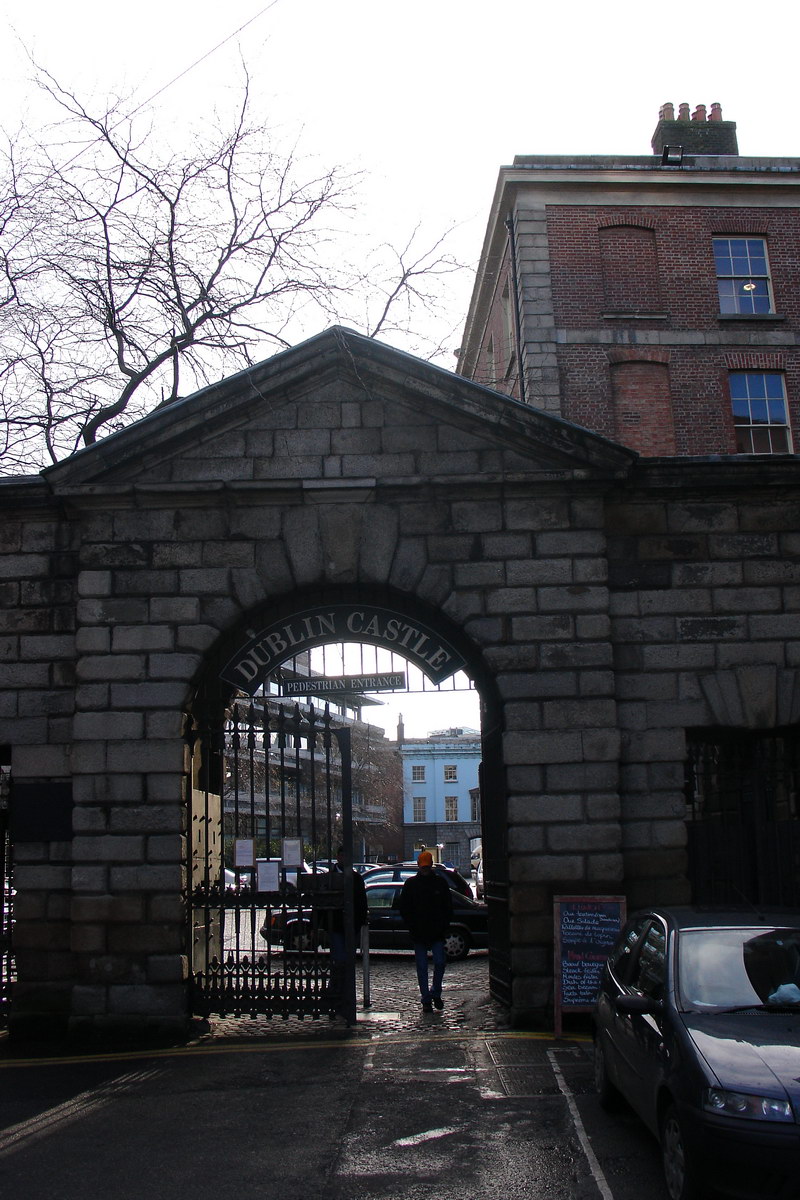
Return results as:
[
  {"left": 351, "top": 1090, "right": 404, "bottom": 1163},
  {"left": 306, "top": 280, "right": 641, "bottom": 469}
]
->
[{"left": 43, "top": 327, "right": 635, "bottom": 491}]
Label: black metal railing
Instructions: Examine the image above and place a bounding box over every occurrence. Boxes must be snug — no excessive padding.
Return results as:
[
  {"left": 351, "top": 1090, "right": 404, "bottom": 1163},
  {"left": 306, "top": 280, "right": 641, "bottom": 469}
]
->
[
  {"left": 189, "top": 702, "right": 355, "bottom": 1022},
  {"left": 0, "top": 767, "right": 13, "bottom": 1030},
  {"left": 686, "top": 727, "right": 800, "bottom": 908}
]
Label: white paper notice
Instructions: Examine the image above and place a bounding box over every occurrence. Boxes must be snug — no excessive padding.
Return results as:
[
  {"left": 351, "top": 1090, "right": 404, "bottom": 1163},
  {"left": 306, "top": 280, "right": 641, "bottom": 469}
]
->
[{"left": 256, "top": 859, "right": 280, "bottom": 892}]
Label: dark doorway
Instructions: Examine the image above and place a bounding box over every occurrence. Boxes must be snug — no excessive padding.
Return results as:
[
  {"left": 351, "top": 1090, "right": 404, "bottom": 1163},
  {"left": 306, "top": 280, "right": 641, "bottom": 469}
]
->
[{"left": 685, "top": 726, "right": 800, "bottom": 907}]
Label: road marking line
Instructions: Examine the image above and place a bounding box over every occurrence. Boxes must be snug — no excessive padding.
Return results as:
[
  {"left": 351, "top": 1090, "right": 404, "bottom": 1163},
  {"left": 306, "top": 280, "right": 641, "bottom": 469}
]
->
[
  {"left": 0, "top": 1030, "right": 591, "bottom": 1069},
  {"left": 546, "top": 1048, "right": 615, "bottom": 1200},
  {"left": 0, "top": 1068, "right": 162, "bottom": 1159},
  {"left": 393, "top": 1126, "right": 460, "bottom": 1146}
]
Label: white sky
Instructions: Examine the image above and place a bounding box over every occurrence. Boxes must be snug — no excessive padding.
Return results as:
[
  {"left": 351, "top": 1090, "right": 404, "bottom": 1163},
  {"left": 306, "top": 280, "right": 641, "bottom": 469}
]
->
[
  {"left": 2, "top": 0, "right": 796, "bottom": 735},
  {"left": 3, "top": 0, "right": 797, "bottom": 360}
]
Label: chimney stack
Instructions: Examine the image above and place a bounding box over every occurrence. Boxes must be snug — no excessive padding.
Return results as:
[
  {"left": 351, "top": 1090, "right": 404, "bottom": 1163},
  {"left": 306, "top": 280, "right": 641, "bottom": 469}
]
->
[{"left": 652, "top": 101, "right": 738, "bottom": 156}]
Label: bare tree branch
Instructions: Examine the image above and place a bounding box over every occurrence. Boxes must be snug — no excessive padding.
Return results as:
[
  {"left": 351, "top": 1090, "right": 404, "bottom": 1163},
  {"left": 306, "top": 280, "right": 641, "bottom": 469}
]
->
[{"left": 0, "top": 58, "right": 469, "bottom": 473}]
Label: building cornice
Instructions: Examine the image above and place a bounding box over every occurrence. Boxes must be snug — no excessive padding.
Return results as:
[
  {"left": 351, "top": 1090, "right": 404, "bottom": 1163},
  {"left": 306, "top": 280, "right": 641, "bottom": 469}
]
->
[{"left": 458, "top": 158, "right": 800, "bottom": 380}]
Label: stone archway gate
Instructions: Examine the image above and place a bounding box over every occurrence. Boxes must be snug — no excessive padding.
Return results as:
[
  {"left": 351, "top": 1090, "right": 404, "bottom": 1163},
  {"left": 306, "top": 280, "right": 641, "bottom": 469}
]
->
[{"left": 4, "top": 325, "right": 798, "bottom": 1037}]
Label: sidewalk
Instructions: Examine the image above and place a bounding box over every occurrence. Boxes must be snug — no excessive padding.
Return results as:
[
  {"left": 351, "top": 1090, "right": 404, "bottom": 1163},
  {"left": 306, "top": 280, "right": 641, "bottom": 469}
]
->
[{"left": 0, "top": 957, "right": 598, "bottom": 1200}]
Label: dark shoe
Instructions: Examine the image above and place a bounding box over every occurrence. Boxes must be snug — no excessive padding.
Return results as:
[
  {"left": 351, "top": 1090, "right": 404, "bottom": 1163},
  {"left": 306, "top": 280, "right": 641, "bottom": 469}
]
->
[
  {"left": 422, "top": 1001, "right": 433, "bottom": 1013},
  {"left": 432, "top": 995, "right": 444, "bottom": 1010}
]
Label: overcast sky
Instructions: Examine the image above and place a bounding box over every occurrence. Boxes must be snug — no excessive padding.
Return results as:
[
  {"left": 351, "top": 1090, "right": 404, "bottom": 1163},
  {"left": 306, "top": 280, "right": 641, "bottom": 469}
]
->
[
  {"left": 3, "top": 0, "right": 796, "bottom": 365},
  {"left": 2, "top": 0, "right": 795, "bottom": 735}
]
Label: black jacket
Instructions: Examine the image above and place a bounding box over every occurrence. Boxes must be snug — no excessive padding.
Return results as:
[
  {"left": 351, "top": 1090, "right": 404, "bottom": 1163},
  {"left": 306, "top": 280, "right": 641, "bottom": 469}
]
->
[
  {"left": 399, "top": 870, "right": 453, "bottom": 946},
  {"left": 330, "top": 866, "right": 368, "bottom": 934}
]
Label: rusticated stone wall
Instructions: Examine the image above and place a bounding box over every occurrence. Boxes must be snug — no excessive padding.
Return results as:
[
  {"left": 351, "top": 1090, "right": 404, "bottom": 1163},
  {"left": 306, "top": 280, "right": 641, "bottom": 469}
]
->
[{"left": 1, "top": 331, "right": 798, "bottom": 1033}]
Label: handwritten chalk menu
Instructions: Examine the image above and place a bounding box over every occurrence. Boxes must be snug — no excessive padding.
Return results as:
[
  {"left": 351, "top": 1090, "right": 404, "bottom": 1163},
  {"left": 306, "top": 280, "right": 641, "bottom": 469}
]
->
[{"left": 553, "top": 895, "right": 626, "bottom": 1036}]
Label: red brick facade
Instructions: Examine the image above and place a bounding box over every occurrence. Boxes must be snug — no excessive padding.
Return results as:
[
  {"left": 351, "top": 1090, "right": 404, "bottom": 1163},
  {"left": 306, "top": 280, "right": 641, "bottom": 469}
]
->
[{"left": 458, "top": 144, "right": 800, "bottom": 458}]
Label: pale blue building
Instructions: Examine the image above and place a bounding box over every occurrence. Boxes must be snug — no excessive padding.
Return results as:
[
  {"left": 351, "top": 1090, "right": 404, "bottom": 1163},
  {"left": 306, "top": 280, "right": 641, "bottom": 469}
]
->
[{"left": 399, "top": 726, "right": 482, "bottom": 872}]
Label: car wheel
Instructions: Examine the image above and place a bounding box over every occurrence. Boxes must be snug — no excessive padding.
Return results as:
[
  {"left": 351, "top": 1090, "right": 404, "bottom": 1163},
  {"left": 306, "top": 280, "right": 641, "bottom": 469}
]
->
[
  {"left": 443, "top": 928, "right": 471, "bottom": 960},
  {"left": 661, "top": 1104, "right": 700, "bottom": 1200},
  {"left": 593, "top": 1037, "right": 620, "bottom": 1110}
]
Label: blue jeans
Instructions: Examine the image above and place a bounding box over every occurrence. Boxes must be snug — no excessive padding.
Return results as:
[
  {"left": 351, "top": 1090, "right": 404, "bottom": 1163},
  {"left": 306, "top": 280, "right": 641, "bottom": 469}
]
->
[{"left": 413, "top": 941, "right": 446, "bottom": 1002}]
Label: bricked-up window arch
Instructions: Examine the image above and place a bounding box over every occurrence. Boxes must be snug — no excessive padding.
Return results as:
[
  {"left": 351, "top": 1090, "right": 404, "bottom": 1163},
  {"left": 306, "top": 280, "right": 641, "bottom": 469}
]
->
[
  {"left": 610, "top": 360, "right": 675, "bottom": 455},
  {"left": 599, "top": 225, "right": 662, "bottom": 313}
]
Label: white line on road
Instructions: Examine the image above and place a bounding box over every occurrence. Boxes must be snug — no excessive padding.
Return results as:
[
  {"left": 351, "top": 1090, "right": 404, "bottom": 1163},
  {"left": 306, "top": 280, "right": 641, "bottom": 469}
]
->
[
  {"left": 0, "top": 1068, "right": 162, "bottom": 1160},
  {"left": 546, "top": 1048, "right": 615, "bottom": 1200},
  {"left": 393, "top": 1126, "right": 461, "bottom": 1147}
]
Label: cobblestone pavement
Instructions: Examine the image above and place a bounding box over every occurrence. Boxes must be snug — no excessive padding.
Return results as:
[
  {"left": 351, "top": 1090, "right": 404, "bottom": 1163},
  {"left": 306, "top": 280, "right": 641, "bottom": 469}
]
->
[{"left": 200, "top": 950, "right": 509, "bottom": 1043}]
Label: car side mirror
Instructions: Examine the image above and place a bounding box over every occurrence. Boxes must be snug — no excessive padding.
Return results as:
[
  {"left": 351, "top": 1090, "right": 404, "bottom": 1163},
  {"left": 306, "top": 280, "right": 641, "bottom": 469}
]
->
[{"left": 615, "top": 993, "right": 662, "bottom": 1016}]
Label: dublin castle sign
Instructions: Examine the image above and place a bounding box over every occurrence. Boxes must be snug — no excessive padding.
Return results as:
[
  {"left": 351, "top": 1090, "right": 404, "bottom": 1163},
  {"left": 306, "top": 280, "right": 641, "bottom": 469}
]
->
[{"left": 220, "top": 604, "right": 467, "bottom": 693}]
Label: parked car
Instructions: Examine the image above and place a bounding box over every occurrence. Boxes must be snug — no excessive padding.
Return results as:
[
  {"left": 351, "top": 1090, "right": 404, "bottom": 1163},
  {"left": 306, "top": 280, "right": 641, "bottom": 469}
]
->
[
  {"left": 259, "top": 880, "right": 489, "bottom": 959},
  {"left": 474, "top": 858, "right": 484, "bottom": 899},
  {"left": 364, "top": 880, "right": 488, "bottom": 959},
  {"left": 312, "top": 860, "right": 385, "bottom": 876},
  {"left": 362, "top": 861, "right": 473, "bottom": 897},
  {"left": 593, "top": 906, "right": 800, "bottom": 1200}
]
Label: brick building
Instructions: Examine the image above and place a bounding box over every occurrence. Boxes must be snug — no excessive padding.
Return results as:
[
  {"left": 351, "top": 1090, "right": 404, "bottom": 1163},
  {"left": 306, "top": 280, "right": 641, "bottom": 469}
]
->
[{"left": 457, "top": 103, "right": 800, "bottom": 458}]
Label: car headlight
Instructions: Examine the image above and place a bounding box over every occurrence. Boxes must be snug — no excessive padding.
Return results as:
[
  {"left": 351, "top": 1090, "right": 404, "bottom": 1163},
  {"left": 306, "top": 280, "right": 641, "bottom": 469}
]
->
[{"left": 703, "top": 1088, "right": 794, "bottom": 1122}]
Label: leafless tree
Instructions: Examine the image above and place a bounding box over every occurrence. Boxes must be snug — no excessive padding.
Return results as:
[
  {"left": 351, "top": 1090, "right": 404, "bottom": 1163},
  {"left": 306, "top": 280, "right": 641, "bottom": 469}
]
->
[{"left": 0, "top": 65, "right": 466, "bottom": 473}]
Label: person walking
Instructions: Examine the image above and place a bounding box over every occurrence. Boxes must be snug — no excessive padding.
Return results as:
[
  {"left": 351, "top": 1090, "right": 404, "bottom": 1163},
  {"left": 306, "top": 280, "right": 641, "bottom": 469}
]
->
[{"left": 399, "top": 850, "right": 453, "bottom": 1012}]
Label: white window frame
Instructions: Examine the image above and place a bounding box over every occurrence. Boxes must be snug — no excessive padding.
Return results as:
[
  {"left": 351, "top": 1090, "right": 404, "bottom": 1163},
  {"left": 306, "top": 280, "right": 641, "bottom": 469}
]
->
[
  {"left": 444, "top": 796, "right": 459, "bottom": 822},
  {"left": 728, "top": 371, "right": 793, "bottom": 454},
  {"left": 443, "top": 765, "right": 458, "bottom": 782},
  {"left": 411, "top": 765, "right": 425, "bottom": 782},
  {"left": 412, "top": 797, "right": 426, "bottom": 822},
  {"left": 713, "top": 237, "right": 774, "bottom": 315}
]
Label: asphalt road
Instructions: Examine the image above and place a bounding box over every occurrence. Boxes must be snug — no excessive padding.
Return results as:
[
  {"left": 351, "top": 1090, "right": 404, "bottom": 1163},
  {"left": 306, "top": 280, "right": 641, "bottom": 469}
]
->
[{"left": 0, "top": 954, "right": 669, "bottom": 1200}]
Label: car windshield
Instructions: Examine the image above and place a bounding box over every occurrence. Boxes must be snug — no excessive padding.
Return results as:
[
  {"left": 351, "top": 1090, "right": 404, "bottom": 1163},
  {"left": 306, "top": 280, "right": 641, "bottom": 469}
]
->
[{"left": 678, "top": 926, "right": 800, "bottom": 1010}]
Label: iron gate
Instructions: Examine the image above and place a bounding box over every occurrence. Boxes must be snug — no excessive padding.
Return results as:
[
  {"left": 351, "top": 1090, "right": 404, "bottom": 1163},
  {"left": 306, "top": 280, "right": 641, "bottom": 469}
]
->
[
  {"left": 0, "top": 766, "right": 12, "bottom": 1030},
  {"left": 189, "top": 700, "right": 356, "bottom": 1022},
  {"left": 686, "top": 727, "right": 800, "bottom": 907}
]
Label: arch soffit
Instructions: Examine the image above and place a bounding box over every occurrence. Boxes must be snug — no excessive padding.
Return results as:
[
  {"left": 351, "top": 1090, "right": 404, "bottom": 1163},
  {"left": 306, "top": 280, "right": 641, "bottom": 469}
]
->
[{"left": 193, "top": 583, "right": 501, "bottom": 721}]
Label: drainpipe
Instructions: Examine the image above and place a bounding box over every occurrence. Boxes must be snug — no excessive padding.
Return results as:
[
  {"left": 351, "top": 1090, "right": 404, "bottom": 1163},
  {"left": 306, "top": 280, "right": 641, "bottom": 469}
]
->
[{"left": 504, "top": 214, "right": 527, "bottom": 404}]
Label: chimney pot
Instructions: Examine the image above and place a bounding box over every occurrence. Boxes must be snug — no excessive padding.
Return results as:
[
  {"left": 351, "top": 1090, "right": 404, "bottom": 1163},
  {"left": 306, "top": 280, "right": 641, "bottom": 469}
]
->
[{"left": 652, "top": 100, "right": 737, "bottom": 155}]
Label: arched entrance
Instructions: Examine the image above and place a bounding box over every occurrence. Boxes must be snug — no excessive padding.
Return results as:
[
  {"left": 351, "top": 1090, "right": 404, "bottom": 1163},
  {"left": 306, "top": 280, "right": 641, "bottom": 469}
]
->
[{"left": 187, "top": 585, "right": 508, "bottom": 1021}]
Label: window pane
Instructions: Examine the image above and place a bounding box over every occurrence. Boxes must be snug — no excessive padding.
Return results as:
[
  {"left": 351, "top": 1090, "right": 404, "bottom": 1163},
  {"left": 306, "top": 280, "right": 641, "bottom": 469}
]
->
[
  {"left": 713, "top": 242, "right": 730, "bottom": 271},
  {"left": 770, "top": 428, "right": 790, "bottom": 452},
  {"left": 717, "top": 283, "right": 737, "bottom": 313},
  {"left": 752, "top": 427, "right": 772, "bottom": 453},
  {"left": 746, "top": 240, "right": 767, "bottom": 270},
  {"left": 768, "top": 396, "right": 787, "bottom": 422}
]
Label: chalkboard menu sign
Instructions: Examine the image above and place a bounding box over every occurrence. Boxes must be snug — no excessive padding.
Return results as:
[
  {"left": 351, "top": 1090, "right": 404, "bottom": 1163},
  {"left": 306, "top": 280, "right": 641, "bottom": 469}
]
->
[{"left": 553, "top": 895, "right": 626, "bottom": 1036}]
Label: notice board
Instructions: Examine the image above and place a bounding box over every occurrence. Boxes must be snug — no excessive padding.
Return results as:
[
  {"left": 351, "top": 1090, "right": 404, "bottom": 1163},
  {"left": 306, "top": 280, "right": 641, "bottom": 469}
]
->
[{"left": 553, "top": 895, "right": 626, "bottom": 1036}]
